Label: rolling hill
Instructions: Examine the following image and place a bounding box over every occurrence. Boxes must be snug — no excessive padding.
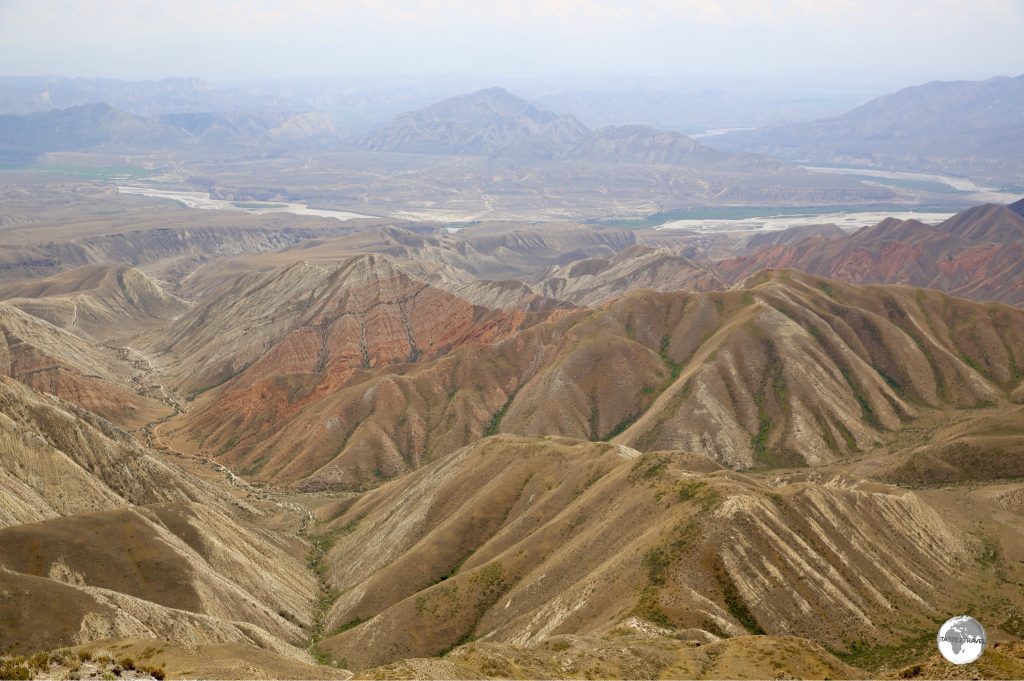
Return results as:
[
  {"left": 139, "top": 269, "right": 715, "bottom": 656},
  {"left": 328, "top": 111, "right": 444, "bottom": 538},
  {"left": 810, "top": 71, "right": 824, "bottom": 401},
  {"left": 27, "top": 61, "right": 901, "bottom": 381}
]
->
[
  {"left": 718, "top": 202, "right": 1024, "bottom": 306},
  {"left": 0, "top": 375, "right": 339, "bottom": 677},
  {"left": 158, "top": 270, "right": 1024, "bottom": 491},
  {"left": 311, "top": 435, "right": 983, "bottom": 672},
  {"left": 0, "top": 102, "right": 338, "bottom": 158},
  {"left": 149, "top": 255, "right": 554, "bottom": 398},
  {"left": 0, "top": 265, "right": 188, "bottom": 342},
  {"left": 0, "top": 103, "right": 188, "bottom": 158},
  {"left": 0, "top": 302, "right": 170, "bottom": 427},
  {"left": 535, "top": 245, "right": 723, "bottom": 306}
]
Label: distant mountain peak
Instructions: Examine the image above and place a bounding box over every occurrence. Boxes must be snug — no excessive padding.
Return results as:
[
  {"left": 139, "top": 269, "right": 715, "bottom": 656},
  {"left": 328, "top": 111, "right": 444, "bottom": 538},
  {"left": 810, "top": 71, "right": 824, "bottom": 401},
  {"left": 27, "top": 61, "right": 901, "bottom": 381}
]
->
[
  {"left": 1009, "top": 196, "right": 1024, "bottom": 218},
  {"left": 468, "top": 86, "right": 519, "bottom": 100},
  {"left": 361, "top": 87, "right": 590, "bottom": 159},
  {"left": 709, "top": 73, "right": 1024, "bottom": 186},
  {"left": 360, "top": 88, "right": 780, "bottom": 171}
]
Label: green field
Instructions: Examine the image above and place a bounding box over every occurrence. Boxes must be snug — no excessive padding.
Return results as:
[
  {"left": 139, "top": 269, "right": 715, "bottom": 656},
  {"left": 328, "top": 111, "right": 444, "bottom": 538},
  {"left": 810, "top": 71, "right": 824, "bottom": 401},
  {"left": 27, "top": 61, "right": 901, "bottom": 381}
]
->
[{"left": 1, "top": 162, "right": 157, "bottom": 181}]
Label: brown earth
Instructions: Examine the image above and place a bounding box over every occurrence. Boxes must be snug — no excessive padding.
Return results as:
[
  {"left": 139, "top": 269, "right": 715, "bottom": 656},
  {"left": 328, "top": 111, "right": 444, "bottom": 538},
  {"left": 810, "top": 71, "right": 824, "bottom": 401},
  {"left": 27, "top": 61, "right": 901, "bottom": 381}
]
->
[
  {"left": 147, "top": 255, "right": 551, "bottom": 398},
  {"left": 357, "top": 633, "right": 859, "bottom": 680},
  {"left": 718, "top": 204, "right": 1024, "bottom": 307},
  {"left": 0, "top": 303, "right": 169, "bottom": 427},
  {"left": 310, "top": 434, "right": 1022, "bottom": 674},
  {"left": 4, "top": 181, "right": 1024, "bottom": 680},
  {"left": 536, "top": 244, "right": 724, "bottom": 306},
  {"left": 161, "top": 269, "right": 1024, "bottom": 490},
  {"left": 0, "top": 264, "right": 188, "bottom": 342},
  {"left": 0, "top": 376, "right": 326, "bottom": 669}
]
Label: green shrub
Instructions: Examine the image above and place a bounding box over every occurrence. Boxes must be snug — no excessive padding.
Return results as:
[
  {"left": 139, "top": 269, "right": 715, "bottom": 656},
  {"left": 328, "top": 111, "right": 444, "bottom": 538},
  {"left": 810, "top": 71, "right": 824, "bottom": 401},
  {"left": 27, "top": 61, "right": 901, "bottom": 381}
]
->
[
  {"left": 28, "top": 652, "right": 49, "bottom": 670},
  {"left": 0, "top": 659, "right": 31, "bottom": 680},
  {"left": 139, "top": 664, "right": 166, "bottom": 680}
]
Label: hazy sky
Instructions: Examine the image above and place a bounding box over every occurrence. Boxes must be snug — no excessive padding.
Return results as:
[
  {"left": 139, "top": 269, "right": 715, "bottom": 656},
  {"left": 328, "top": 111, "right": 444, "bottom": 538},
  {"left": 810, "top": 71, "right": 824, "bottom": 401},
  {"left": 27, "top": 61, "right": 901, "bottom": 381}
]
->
[{"left": 1, "top": 0, "right": 1021, "bottom": 87}]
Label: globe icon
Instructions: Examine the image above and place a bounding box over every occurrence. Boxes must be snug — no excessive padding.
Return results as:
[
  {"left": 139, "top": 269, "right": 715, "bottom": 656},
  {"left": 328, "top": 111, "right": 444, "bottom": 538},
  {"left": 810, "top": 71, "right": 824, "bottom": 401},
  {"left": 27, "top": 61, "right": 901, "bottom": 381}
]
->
[{"left": 937, "top": 616, "right": 986, "bottom": 664}]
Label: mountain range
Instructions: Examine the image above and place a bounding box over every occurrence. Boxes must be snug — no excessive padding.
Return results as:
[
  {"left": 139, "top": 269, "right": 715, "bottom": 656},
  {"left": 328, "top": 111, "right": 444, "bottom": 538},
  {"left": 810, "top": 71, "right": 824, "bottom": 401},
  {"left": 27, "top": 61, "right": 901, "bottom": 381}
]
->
[
  {"left": 0, "top": 76, "right": 299, "bottom": 117},
  {"left": 4, "top": 76, "right": 1024, "bottom": 680},
  {"left": 713, "top": 74, "right": 1024, "bottom": 185},
  {"left": 0, "top": 75, "right": 873, "bottom": 136},
  {"left": 1, "top": 194, "right": 1024, "bottom": 677},
  {"left": 359, "top": 87, "right": 783, "bottom": 170},
  {"left": 0, "top": 102, "right": 338, "bottom": 157},
  {"left": 149, "top": 264, "right": 1023, "bottom": 492},
  {"left": 1, "top": 88, "right": 781, "bottom": 173}
]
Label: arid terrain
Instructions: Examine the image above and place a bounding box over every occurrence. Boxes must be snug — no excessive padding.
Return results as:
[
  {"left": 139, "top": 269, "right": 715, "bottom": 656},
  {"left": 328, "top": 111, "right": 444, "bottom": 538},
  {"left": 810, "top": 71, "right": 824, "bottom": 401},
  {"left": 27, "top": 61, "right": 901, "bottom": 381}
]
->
[{"left": 2, "top": 63, "right": 1024, "bottom": 681}]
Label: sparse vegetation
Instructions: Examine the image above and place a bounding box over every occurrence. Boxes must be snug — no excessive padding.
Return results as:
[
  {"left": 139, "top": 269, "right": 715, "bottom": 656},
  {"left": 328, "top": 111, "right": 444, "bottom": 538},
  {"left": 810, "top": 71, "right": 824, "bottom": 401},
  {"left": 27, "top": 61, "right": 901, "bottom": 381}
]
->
[
  {"left": 304, "top": 526, "right": 351, "bottom": 668},
  {"left": 834, "top": 628, "right": 938, "bottom": 671},
  {"left": 712, "top": 558, "right": 765, "bottom": 635},
  {"left": 630, "top": 453, "right": 669, "bottom": 481},
  {"left": 600, "top": 414, "right": 638, "bottom": 441},
  {"left": 677, "top": 480, "right": 720, "bottom": 511},
  {"left": 485, "top": 390, "right": 517, "bottom": 436},
  {"left": 7, "top": 147, "right": 1024, "bottom": 681},
  {"left": 978, "top": 536, "right": 1003, "bottom": 566},
  {"left": 0, "top": 657, "right": 31, "bottom": 680},
  {"left": 0, "top": 651, "right": 166, "bottom": 680},
  {"left": 635, "top": 585, "right": 672, "bottom": 627},
  {"left": 140, "top": 666, "right": 165, "bottom": 681},
  {"left": 643, "top": 548, "right": 670, "bottom": 586},
  {"left": 659, "top": 334, "right": 683, "bottom": 381},
  {"left": 328, "top": 617, "right": 367, "bottom": 637}
]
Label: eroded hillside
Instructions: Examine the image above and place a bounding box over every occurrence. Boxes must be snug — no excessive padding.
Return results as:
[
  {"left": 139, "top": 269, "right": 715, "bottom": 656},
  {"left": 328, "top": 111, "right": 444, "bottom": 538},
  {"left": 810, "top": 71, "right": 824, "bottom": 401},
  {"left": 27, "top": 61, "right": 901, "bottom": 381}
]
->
[
  {"left": 309, "top": 435, "right": 1016, "bottom": 674},
  {"left": 159, "top": 269, "right": 1024, "bottom": 490},
  {"left": 0, "top": 376, "right": 344, "bottom": 678}
]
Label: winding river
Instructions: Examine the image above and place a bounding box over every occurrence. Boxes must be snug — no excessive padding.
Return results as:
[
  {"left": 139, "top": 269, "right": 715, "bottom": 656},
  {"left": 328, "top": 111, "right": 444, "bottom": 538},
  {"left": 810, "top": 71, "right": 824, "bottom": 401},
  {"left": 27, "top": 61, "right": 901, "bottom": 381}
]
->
[{"left": 117, "top": 185, "right": 375, "bottom": 221}]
